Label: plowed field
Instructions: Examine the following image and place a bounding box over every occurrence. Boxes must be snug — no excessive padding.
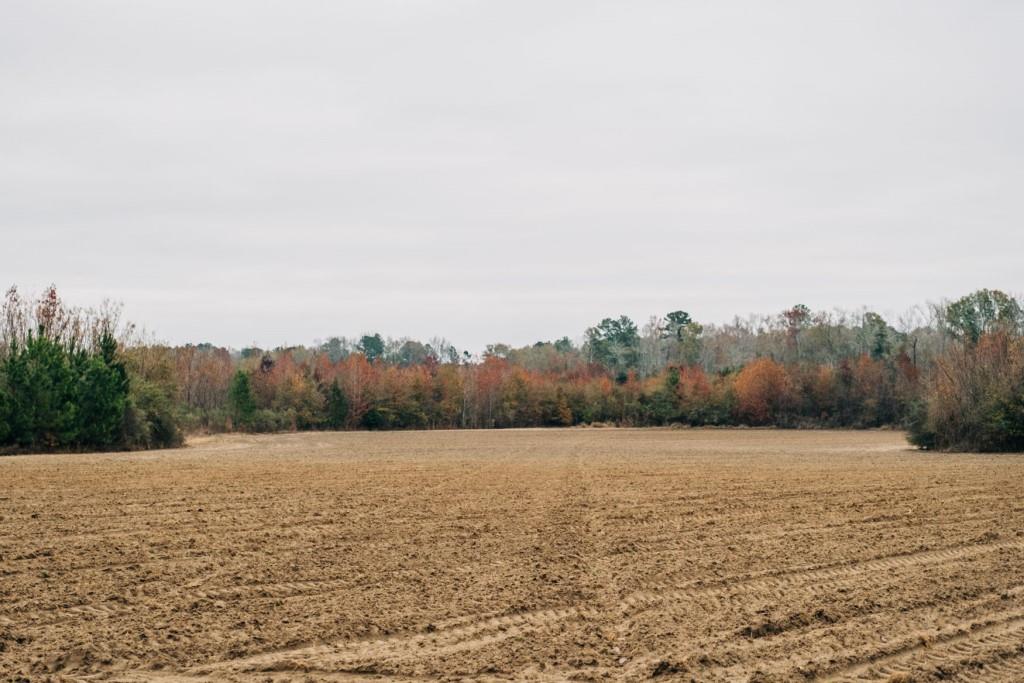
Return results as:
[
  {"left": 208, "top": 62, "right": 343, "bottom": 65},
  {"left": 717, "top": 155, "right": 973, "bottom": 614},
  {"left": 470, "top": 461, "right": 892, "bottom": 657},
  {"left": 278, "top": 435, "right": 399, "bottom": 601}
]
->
[{"left": 2, "top": 429, "right": 1023, "bottom": 682}]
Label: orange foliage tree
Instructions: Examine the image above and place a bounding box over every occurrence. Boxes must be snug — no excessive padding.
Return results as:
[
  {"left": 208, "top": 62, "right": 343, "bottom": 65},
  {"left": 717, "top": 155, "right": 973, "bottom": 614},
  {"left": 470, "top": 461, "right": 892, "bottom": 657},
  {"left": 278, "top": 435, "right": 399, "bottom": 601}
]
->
[{"left": 733, "top": 358, "right": 795, "bottom": 425}]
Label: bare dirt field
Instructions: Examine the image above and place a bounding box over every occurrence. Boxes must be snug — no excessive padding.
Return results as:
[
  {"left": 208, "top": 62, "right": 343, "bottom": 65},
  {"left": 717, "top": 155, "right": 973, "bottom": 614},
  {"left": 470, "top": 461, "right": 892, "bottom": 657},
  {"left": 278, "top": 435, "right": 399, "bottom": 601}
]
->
[{"left": 2, "top": 429, "right": 1023, "bottom": 682}]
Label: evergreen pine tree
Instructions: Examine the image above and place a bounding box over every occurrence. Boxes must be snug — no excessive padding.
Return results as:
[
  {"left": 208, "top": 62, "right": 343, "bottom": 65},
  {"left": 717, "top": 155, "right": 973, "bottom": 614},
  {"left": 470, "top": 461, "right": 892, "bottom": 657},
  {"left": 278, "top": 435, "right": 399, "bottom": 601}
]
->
[
  {"left": 324, "top": 379, "right": 348, "bottom": 429},
  {"left": 228, "top": 370, "right": 256, "bottom": 429}
]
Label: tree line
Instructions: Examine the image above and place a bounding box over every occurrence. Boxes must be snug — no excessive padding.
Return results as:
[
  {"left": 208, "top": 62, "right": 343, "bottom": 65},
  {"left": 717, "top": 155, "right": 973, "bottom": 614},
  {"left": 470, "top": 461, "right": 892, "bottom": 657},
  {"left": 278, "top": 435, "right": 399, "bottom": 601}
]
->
[
  {"left": 1, "top": 286, "right": 1022, "bottom": 452},
  {"left": 0, "top": 287, "right": 182, "bottom": 451}
]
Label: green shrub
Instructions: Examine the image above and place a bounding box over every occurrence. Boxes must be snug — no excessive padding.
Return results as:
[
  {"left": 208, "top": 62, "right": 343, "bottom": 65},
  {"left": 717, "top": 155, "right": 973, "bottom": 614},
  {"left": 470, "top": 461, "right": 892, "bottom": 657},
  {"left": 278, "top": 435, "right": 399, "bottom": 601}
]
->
[
  {"left": 122, "top": 379, "right": 184, "bottom": 449},
  {"left": 250, "top": 409, "right": 289, "bottom": 433}
]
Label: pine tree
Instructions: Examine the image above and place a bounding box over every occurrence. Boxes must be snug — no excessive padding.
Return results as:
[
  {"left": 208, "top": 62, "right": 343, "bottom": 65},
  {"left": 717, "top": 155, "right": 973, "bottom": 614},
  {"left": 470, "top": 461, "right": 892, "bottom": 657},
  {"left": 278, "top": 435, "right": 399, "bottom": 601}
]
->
[
  {"left": 3, "top": 333, "right": 78, "bottom": 449},
  {"left": 76, "top": 330, "right": 130, "bottom": 449},
  {"left": 228, "top": 370, "right": 256, "bottom": 429},
  {"left": 324, "top": 379, "right": 349, "bottom": 429}
]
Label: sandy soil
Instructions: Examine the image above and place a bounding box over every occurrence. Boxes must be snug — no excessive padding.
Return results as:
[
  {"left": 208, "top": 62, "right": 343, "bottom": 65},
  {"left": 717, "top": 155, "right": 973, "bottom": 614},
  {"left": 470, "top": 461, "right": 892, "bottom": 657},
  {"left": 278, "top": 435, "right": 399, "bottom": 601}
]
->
[{"left": 1, "top": 428, "right": 1023, "bottom": 682}]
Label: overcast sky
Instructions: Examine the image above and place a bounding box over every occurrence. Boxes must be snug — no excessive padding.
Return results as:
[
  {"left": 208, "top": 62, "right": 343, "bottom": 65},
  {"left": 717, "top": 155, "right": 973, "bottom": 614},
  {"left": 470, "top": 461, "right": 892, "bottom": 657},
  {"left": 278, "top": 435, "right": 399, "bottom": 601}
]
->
[{"left": 2, "top": 1, "right": 1022, "bottom": 351}]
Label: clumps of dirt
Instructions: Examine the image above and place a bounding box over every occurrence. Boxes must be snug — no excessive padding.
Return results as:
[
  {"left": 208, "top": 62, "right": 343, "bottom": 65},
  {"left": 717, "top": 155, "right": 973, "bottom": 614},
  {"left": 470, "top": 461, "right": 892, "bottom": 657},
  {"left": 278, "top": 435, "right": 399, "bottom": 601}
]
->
[
  {"left": 740, "top": 618, "right": 792, "bottom": 639},
  {"left": 0, "top": 628, "right": 31, "bottom": 655},
  {"left": 739, "top": 609, "right": 837, "bottom": 639},
  {"left": 11, "top": 547, "right": 53, "bottom": 561},
  {"left": 650, "top": 659, "right": 687, "bottom": 676},
  {"left": 45, "top": 647, "right": 95, "bottom": 673}
]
